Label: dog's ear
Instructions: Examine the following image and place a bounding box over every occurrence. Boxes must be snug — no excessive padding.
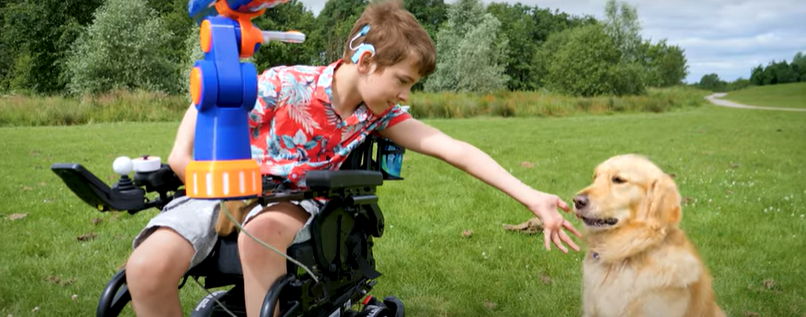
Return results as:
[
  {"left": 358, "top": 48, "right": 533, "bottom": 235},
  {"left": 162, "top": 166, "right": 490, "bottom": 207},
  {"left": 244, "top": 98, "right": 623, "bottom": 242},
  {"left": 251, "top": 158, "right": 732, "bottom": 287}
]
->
[{"left": 643, "top": 173, "right": 681, "bottom": 226}]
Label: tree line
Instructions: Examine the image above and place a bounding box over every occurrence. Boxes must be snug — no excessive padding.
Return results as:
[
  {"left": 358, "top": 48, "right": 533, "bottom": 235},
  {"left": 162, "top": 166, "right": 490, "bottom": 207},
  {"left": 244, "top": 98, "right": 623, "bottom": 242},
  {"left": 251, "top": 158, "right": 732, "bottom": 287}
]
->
[
  {"left": 694, "top": 51, "right": 806, "bottom": 92},
  {"left": 0, "top": 0, "right": 690, "bottom": 98}
]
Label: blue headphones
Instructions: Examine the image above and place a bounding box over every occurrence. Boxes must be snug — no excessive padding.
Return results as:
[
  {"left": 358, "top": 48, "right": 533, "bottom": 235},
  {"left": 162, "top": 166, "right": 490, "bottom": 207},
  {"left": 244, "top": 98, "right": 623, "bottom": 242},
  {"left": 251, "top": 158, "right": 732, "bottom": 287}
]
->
[{"left": 350, "top": 25, "right": 376, "bottom": 63}]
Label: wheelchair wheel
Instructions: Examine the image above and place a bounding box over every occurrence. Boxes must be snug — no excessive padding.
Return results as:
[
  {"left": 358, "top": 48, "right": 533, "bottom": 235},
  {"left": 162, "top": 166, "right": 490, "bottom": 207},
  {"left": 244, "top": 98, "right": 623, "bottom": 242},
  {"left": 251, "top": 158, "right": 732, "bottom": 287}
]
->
[
  {"left": 191, "top": 289, "right": 245, "bottom": 317},
  {"left": 190, "top": 290, "right": 227, "bottom": 317},
  {"left": 339, "top": 295, "right": 403, "bottom": 317},
  {"left": 382, "top": 296, "right": 405, "bottom": 317}
]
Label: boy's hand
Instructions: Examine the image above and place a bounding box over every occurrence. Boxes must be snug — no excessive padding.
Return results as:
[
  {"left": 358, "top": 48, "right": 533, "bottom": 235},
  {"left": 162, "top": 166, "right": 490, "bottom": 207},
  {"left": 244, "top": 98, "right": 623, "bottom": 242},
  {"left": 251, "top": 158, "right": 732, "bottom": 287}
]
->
[{"left": 526, "top": 192, "right": 582, "bottom": 253}]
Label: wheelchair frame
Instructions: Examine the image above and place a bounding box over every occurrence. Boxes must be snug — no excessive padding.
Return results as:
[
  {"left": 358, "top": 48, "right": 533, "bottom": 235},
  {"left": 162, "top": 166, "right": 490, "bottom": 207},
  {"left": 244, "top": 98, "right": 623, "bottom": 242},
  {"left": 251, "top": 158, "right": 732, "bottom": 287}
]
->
[{"left": 50, "top": 134, "right": 407, "bottom": 317}]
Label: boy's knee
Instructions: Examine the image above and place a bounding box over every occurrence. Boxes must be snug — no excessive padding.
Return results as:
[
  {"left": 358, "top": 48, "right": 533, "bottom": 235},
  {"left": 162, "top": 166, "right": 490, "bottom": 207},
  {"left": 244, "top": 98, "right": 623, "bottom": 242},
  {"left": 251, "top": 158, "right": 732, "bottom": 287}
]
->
[
  {"left": 238, "top": 204, "right": 307, "bottom": 257},
  {"left": 126, "top": 250, "right": 180, "bottom": 292},
  {"left": 240, "top": 212, "right": 294, "bottom": 244},
  {"left": 127, "top": 228, "right": 192, "bottom": 286}
]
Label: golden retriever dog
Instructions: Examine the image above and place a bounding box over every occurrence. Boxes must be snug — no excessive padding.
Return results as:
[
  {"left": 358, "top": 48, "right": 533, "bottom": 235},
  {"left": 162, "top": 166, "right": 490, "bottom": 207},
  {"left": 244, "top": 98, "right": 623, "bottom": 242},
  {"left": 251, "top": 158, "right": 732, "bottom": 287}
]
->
[{"left": 572, "top": 154, "right": 725, "bottom": 317}]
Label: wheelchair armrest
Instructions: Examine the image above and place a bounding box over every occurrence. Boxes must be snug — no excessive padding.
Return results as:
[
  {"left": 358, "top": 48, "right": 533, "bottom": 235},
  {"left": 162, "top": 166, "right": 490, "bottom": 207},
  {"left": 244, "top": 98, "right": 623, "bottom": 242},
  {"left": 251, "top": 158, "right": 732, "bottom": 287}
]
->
[
  {"left": 305, "top": 170, "right": 383, "bottom": 190},
  {"left": 50, "top": 163, "right": 180, "bottom": 214},
  {"left": 51, "top": 163, "right": 146, "bottom": 212}
]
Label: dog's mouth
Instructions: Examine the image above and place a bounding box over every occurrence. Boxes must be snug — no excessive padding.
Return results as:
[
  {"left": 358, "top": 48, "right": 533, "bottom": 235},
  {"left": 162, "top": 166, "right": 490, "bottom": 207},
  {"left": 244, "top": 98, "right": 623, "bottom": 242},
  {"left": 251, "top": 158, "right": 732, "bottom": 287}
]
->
[{"left": 580, "top": 216, "right": 618, "bottom": 227}]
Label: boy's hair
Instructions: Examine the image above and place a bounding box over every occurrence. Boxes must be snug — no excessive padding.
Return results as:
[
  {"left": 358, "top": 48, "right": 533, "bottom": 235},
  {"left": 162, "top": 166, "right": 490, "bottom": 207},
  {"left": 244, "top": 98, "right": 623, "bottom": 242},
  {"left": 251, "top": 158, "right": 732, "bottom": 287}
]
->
[{"left": 343, "top": 0, "right": 436, "bottom": 77}]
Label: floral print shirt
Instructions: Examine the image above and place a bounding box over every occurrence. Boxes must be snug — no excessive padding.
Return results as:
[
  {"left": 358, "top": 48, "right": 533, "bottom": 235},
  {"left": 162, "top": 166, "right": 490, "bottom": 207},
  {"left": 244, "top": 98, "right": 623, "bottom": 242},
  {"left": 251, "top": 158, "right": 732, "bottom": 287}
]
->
[{"left": 248, "top": 59, "right": 411, "bottom": 189}]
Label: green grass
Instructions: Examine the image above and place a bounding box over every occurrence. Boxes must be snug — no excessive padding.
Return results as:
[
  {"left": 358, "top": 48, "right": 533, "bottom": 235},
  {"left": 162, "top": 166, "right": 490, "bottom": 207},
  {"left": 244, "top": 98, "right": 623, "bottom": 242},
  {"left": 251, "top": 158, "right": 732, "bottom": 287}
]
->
[
  {"left": 1, "top": 105, "right": 805, "bottom": 316},
  {"left": 722, "top": 82, "right": 806, "bottom": 109}
]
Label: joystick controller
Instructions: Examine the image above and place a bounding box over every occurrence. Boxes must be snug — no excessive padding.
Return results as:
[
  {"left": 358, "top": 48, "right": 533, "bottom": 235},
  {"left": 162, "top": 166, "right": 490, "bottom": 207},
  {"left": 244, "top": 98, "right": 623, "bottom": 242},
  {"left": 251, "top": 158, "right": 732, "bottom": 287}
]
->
[{"left": 112, "top": 156, "right": 143, "bottom": 195}]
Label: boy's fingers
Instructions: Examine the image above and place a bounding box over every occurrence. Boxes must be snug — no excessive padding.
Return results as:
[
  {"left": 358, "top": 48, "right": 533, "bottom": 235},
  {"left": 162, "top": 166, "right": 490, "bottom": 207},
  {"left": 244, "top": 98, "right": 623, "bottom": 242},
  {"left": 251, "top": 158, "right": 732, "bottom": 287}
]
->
[
  {"left": 544, "top": 233, "right": 551, "bottom": 251},
  {"left": 552, "top": 232, "right": 568, "bottom": 253},
  {"left": 560, "top": 230, "right": 580, "bottom": 252},
  {"left": 555, "top": 197, "right": 570, "bottom": 211},
  {"left": 564, "top": 220, "right": 583, "bottom": 238}
]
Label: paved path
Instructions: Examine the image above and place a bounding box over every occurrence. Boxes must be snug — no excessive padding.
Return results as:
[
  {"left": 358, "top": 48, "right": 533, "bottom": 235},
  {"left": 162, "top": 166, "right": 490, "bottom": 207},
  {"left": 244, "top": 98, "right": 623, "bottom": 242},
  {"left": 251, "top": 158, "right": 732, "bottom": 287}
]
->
[{"left": 705, "top": 93, "right": 806, "bottom": 112}]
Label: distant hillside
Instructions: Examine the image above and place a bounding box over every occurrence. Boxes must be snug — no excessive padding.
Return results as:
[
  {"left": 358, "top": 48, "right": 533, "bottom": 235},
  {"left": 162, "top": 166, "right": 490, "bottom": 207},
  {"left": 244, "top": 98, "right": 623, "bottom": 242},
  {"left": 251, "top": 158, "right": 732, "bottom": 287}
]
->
[{"left": 722, "top": 82, "right": 806, "bottom": 109}]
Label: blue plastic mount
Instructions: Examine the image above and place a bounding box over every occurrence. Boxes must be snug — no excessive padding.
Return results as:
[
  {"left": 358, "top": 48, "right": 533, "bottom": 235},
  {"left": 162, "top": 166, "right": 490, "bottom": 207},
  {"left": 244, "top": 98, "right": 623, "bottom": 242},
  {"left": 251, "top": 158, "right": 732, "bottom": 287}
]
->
[{"left": 192, "top": 15, "right": 258, "bottom": 162}]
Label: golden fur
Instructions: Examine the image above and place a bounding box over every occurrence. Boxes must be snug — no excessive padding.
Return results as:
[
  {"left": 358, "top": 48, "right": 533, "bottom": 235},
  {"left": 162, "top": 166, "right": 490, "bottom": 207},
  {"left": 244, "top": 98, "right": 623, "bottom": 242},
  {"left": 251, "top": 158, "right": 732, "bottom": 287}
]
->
[
  {"left": 573, "top": 154, "right": 725, "bottom": 317},
  {"left": 215, "top": 200, "right": 256, "bottom": 237}
]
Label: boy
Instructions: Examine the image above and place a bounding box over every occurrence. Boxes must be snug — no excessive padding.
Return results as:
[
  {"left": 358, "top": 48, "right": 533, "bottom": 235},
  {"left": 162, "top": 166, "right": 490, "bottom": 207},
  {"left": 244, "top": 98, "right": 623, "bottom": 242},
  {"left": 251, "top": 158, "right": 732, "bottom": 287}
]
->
[{"left": 124, "top": 0, "right": 582, "bottom": 316}]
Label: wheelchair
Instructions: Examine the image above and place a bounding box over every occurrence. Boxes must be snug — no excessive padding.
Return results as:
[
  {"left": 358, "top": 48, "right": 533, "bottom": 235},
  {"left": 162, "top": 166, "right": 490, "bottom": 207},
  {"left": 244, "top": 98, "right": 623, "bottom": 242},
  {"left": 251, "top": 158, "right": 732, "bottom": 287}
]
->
[{"left": 51, "top": 134, "right": 409, "bottom": 317}]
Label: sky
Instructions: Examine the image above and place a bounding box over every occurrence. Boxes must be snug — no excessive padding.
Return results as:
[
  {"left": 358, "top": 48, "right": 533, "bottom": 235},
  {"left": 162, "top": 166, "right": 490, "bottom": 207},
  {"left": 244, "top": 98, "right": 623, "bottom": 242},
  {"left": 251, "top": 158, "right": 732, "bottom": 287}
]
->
[{"left": 297, "top": 0, "right": 806, "bottom": 84}]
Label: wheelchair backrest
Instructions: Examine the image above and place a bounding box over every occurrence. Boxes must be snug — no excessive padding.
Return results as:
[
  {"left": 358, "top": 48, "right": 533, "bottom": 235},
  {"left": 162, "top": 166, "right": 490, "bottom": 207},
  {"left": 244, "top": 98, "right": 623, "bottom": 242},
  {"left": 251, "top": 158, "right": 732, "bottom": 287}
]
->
[{"left": 340, "top": 134, "right": 405, "bottom": 181}]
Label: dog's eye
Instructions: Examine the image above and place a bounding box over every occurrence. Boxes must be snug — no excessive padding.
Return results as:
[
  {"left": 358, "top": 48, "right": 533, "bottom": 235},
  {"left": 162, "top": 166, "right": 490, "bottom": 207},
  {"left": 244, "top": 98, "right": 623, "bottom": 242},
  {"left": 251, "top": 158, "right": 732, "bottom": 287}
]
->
[{"left": 611, "top": 176, "right": 627, "bottom": 184}]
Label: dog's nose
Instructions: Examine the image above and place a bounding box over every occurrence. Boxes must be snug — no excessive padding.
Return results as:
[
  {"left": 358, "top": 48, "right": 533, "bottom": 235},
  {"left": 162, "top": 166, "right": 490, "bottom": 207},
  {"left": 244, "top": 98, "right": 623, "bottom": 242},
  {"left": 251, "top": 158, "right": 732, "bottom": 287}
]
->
[{"left": 573, "top": 195, "right": 589, "bottom": 210}]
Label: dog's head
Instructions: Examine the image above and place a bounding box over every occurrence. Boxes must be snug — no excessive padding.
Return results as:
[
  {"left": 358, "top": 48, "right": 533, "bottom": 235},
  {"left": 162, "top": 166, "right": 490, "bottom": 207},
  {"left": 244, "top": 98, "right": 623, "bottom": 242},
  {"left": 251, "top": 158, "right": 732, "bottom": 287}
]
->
[{"left": 572, "top": 154, "right": 681, "bottom": 234}]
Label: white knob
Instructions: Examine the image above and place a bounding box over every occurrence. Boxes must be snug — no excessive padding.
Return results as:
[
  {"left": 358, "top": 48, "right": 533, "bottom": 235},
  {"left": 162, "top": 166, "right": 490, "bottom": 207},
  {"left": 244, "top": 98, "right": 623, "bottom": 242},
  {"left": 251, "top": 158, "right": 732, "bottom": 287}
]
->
[
  {"left": 113, "top": 156, "right": 133, "bottom": 176},
  {"left": 133, "top": 156, "right": 161, "bottom": 173}
]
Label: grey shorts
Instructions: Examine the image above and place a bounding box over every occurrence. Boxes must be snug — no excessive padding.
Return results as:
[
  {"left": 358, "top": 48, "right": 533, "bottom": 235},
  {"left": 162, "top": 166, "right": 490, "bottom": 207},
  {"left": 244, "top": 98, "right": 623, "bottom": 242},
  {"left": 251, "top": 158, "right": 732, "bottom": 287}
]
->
[{"left": 132, "top": 195, "right": 323, "bottom": 269}]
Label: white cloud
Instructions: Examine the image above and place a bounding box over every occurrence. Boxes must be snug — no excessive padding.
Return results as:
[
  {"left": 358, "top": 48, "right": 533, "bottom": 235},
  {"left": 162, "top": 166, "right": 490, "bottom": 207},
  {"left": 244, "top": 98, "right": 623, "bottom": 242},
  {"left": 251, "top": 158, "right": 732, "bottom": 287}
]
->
[{"left": 297, "top": 0, "right": 806, "bottom": 83}]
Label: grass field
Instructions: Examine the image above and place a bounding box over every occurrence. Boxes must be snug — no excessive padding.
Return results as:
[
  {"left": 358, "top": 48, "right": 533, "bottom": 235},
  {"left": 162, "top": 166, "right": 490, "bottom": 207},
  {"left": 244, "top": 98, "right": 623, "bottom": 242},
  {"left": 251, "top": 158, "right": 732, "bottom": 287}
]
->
[
  {"left": 1, "top": 104, "right": 804, "bottom": 316},
  {"left": 723, "top": 82, "right": 806, "bottom": 109}
]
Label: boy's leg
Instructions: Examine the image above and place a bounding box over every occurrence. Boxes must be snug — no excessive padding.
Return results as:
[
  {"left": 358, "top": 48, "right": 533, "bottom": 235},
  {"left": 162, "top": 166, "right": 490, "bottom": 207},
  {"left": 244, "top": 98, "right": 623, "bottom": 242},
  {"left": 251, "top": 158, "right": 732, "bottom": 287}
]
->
[
  {"left": 126, "top": 196, "right": 222, "bottom": 317},
  {"left": 238, "top": 200, "right": 318, "bottom": 317},
  {"left": 126, "top": 228, "right": 193, "bottom": 317}
]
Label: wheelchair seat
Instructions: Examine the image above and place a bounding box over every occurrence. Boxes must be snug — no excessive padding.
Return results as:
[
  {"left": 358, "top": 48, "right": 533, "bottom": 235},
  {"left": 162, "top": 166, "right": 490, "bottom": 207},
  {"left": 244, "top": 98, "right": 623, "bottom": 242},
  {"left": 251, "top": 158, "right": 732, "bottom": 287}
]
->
[
  {"left": 188, "top": 170, "right": 384, "bottom": 278},
  {"left": 190, "top": 169, "right": 384, "bottom": 274},
  {"left": 185, "top": 169, "right": 388, "bottom": 316}
]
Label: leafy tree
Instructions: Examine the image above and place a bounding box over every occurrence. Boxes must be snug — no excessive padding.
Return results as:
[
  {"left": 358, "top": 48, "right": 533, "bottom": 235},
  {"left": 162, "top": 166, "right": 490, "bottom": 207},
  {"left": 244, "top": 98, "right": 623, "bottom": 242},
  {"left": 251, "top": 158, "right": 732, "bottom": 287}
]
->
[
  {"left": 603, "top": 0, "right": 641, "bottom": 63},
  {"left": 252, "top": 0, "right": 320, "bottom": 69},
  {"left": 748, "top": 51, "right": 806, "bottom": 86},
  {"left": 487, "top": 4, "right": 597, "bottom": 90},
  {"left": 531, "top": 26, "right": 570, "bottom": 88},
  {"left": 537, "top": 23, "right": 645, "bottom": 96},
  {"left": 424, "top": 0, "right": 508, "bottom": 93},
  {"left": 760, "top": 60, "right": 797, "bottom": 85},
  {"left": 539, "top": 24, "right": 624, "bottom": 96},
  {"left": 0, "top": 0, "right": 104, "bottom": 94},
  {"left": 792, "top": 51, "right": 806, "bottom": 81},
  {"left": 750, "top": 64, "right": 765, "bottom": 86},
  {"left": 530, "top": 7, "right": 597, "bottom": 44},
  {"left": 726, "top": 78, "right": 751, "bottom": 91},
  {"left": 639, "top": 39, "right": 689, "bottom": 87},
  {"left": 771, "top": 61, "right": 799, "bottom": 84},
  {"left": 697, "top": 73, "right": 727, "bottom": 92},
  {"left": 609, "top": 61, "right": 647, "bottom": 95},
  {"left": 145, "top": 0, "right": 195, "bottom": 65},
  {"left": 314, "top": 0, "right": 368, "bottom": 63},
  {"left": 487, "top": 3, "right": 538, "bottom": 91},
  {"left": 404, "top": 0, "right": 447, "bottom": 41},
  {"left": 64, "top": 0, "right": 177, "bottom": 95},
  {"left": 404, "top": 0, "right": 447, "bottom": 91}
]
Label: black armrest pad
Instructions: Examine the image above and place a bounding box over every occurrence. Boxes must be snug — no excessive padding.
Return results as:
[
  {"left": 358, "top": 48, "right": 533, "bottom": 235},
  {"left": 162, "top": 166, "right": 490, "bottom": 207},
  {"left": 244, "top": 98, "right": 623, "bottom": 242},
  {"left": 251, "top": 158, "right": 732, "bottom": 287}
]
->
[
  {"left": 305, "top": 170, "right": 383, "bottom": 189},
  {"left": 51, "top": 163, "right": 150, "bottom": 212}
]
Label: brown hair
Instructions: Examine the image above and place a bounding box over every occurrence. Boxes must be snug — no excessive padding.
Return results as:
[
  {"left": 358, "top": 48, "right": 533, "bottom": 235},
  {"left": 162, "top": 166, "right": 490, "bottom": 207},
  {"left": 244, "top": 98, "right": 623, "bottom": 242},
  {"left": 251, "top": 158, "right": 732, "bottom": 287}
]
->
[{"left": 342, "top": 0, "right": 436, "bottom": 77}]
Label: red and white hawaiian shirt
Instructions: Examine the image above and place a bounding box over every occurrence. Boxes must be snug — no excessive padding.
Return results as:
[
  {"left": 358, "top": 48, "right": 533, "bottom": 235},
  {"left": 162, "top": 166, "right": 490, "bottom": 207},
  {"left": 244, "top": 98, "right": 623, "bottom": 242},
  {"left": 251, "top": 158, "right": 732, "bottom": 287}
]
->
[{"left": 248, "top": 59, "right": 411, "bottom": 189}]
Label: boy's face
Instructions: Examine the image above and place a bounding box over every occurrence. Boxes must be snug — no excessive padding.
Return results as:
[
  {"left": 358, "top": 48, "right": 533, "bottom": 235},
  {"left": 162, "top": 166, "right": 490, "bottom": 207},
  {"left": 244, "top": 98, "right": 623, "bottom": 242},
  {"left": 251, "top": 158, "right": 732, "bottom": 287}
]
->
[{"left": 357, "top": 54, "right": 422, "bottom": 115}]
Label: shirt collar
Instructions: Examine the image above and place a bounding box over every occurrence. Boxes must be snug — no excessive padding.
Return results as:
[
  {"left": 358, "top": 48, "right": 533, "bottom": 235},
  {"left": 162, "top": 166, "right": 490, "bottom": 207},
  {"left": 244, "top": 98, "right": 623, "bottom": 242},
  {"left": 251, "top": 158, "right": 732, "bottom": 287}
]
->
[{"left": 313, "top": 59, "right": 343, "bottom": 106}]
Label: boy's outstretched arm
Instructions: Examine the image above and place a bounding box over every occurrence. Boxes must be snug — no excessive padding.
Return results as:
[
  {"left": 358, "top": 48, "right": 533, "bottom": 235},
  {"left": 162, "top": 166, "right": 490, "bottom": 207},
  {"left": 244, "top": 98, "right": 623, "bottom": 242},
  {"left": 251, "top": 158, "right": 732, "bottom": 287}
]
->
[{"left": 379, "top": 118, "right": 582, "bottom": 253}]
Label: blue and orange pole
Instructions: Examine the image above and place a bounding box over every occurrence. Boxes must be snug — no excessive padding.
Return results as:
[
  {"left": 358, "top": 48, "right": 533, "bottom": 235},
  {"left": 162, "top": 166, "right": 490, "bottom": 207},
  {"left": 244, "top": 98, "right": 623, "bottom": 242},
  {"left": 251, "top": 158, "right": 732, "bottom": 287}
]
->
[{"left": 185, "top": 0, "right": 304, "bottom": 199}]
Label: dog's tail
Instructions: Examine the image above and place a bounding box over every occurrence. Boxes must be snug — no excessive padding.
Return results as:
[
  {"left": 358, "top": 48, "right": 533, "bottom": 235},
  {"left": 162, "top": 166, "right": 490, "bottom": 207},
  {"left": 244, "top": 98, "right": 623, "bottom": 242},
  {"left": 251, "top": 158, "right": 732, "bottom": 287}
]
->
[{"left": 215, "top": 199, "right": 260, "bottom": 237}]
